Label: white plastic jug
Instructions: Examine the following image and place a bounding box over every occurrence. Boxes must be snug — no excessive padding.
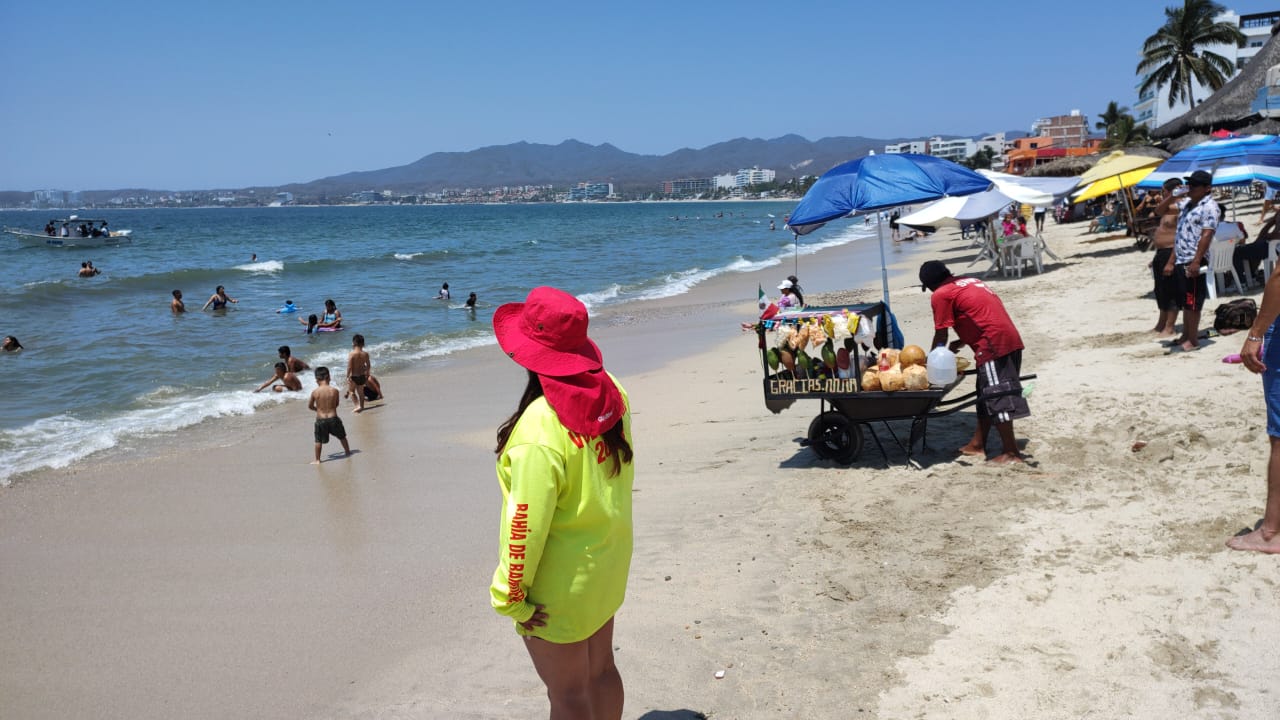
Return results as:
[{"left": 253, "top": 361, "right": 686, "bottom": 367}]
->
[{"left": 926, "top": 346, "right": 957, "bottom": 386}]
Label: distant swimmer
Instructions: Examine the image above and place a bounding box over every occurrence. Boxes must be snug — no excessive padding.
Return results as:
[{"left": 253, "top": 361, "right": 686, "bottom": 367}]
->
[
  {"left": 769, "top": 220, "right": 776, "bottom": 231},
  {"left": 77, "top": 261, "right": 100, "bottom": 278},
  {"left": 436, "top": 282, "right": 451, "bottom": 300},
  {"left": 277, "top": 299, "right": 299, "bottom": 314},
  {"left": 254, "top": 361, "right": 303, "bottom": 393},
  {"left": 278, "top": 345, "right": 310, "bottom": 373},
  {"left": 301, "top": 313, "right": 320, "bottom": 334},
  {"left": 465, "top": 292, "right": 478, "bottom": 310},
  {"left": 171, "top": 289, "right": 186, "bottom": 314},
  {"left": 309, "top": 366, "right": 351, "bottom": 464},
  {"left": 2, "top": 336, "right": 22, "bottom": 352},
  {"left": 251, "top": 253, "right": 257, "bottom": 262},
  {"left": 202, "top": 285, "right": 237, "bottom": 311},
  {"left": 319, "top": 299, "right": 342, "bottom": 329}
]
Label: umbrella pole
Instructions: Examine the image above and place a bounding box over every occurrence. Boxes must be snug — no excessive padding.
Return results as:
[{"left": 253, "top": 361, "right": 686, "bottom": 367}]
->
[
  {"left": 877, "top": 213, "right": 890, "bottom": 306},
  {"left": 793, "top": 231, "right": 799, "bottom": 276}
]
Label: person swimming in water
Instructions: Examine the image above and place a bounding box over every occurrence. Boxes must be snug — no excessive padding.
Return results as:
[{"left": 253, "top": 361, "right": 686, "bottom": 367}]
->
[
  {"left": 318, "top": 299, "right": 342, "bottom": 329},
  {"left": 171, "top": 290, "right": 186, "bottom": 314},
  {"left": 465, "top": 292, "right": 478, "bottom": 310},
  {"left": 202, "top": 285, "right": 237, "bottom": 311},
  {"left": 301, "top": 313, "right": 320, "bottom": 334},
  {"left": 2, "top": 336, "right": 22, "bottom": 352},
  {"left": 436, "top": 282, "right": 450, "bottom": 300},
  {"left": 277, "top": 299, "right": 298, "bottom": 314}
]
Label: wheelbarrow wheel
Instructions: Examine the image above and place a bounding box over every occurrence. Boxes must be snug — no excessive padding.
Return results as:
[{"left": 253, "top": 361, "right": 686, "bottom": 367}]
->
[{"left": 807, "top": 411, "right": 862, "bottom": 464}]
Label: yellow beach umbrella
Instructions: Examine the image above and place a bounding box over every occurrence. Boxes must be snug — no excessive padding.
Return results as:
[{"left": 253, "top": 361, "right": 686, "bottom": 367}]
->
[
  {"left": 1073, "top": 166, "right": 1157, "bottom": 203},
  {"left": 1076, "top": 150, "right": 1162, "bottom": 186}
]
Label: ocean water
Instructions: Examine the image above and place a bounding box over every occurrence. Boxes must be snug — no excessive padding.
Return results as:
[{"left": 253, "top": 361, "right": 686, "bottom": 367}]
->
[{"left": 0, "top": 202, "right": 878, "bottom": 483}]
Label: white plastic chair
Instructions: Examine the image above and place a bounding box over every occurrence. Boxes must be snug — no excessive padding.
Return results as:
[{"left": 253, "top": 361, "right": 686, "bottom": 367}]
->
[
  {"left": 1265, "top": 239, "right": 1280, "bottom": 282},
  {"left": 1207, "top": 239, "right": 1246, "bottom": 297},
  {"left": 1002, "top": 236, "right": 1041, "bottom": 278}
]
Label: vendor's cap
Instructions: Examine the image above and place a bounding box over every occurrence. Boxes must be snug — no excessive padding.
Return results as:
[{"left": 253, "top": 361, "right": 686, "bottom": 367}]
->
[
  {"left": 919, "top": 260, "right": 953, "bottom": 292},
  {"left": 493, "top": 286, "right": 603, "bottom": 377},
  {"left": 1185, "top": 170, "right": 1213, "bottom": 187},
  {"left": 777, "top": 280, "right": 794, "bottom": 290}
]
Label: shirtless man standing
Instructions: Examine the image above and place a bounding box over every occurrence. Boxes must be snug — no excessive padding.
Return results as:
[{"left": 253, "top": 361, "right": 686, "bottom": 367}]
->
[
  {"left": 1149, "top": 178, "right": 1184, "bottom": 338},
  {"left": 171, "top": 290, "right": 186, "bottom": 314},
  {"left": 308, "top": 367, "right": 351, "bottom": 464}
]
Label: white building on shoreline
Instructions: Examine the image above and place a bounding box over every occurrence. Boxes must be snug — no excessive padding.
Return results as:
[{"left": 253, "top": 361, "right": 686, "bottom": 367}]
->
[{"left": 1134, "top": 8, "right": 1280, "bottom": 129}]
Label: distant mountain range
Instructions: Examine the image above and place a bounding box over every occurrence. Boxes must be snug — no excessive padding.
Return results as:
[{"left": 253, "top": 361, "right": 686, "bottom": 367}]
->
[{"left": 1, "top": 131, "right": 1028, "bottom": 203}]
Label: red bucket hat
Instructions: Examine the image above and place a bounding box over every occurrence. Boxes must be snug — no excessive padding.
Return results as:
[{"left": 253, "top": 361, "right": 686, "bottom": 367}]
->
[{"left": 493, "top": 287, "right": 603, "bottom": 377}]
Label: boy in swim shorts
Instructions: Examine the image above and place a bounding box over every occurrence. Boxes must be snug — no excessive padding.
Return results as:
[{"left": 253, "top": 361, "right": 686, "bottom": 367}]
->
[
  {"left": 346, "top": 334, "right": 371, "bottom": 414},
  {"left": 308, "top": 366, "right": 351, "bottom": 464}
]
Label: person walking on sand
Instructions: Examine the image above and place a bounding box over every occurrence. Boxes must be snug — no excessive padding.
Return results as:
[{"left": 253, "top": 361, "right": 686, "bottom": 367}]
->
[
  {"left": 278, "top": 345, "right": 309, "bottom": 373},
  {"left": 202, "top": 285, "right": 237, "bottom": 311},
  {"left": 920, "top": 260, "right": 1029, "bottom": 464},
  {"left": 171, "top": 290, "right": 186, "bottom": 314},
  {"left": 1164, "top": 170, "right": 1220, "bottom": 352},
  {"left": 308, "top": 366, "right": 351, "bottom": 464},
  {"left": 1231, "top": 272, "right": 1280, "bottom": 554},
  {"left": 254, "top": 362, "right": 302, "bottom": 393},
  {"left": 345, "top": 333, "right": 371, "bottom": 413},
  {"left": 490, "top": 286, "right": 635, "bottom": 720}
]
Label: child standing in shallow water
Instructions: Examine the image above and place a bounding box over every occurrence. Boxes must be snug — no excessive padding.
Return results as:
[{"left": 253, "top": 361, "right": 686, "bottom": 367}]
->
[
  {"left": 309, "top": 366, "right": 351, "bottom": 464},
  {"left": 346, "top": 334, "right": 371, "bottom": 414}
]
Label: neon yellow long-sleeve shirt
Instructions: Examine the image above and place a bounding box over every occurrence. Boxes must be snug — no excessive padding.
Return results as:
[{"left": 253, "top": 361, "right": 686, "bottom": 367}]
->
[{"left": 490, "top": 380, "right": 633, "bottom": 644}]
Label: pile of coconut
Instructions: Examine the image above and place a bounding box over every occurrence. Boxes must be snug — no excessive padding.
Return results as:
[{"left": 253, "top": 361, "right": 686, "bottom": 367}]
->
[{"left": 862, "top": 345, "right": 929, "bottom": 392}]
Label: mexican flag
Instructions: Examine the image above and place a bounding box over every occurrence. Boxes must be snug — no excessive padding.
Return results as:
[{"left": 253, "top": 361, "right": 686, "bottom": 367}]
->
[{"left": 758, "top": 284, "right": 768, "bottom": 311}]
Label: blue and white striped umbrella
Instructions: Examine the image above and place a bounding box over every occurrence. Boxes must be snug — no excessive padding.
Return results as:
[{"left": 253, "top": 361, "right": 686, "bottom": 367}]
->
[{"left": 1136, "top": 134, "right": 1280, "bottom": 189}]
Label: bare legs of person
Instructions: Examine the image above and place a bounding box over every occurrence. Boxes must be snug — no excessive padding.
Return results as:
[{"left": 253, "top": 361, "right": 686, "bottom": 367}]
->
[
  {"left": 1227, "top": 436, "right": 1280, "bottom": 553},
  {"left": 1153, "top": 309, "right": 1178, "bottom": 338},
  {"left": 1180, "top": 309, "right": 1202, "bottom": 351},
  {"left": 523, "top": 617, "right": 623, "bottom": 720},
  {"left": 958, "top": 416, "right": 1023, "bottom": 464}
]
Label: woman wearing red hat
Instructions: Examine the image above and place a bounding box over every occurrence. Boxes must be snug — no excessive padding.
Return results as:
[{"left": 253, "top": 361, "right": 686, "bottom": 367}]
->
[{"left": 491, "top": 286, "right": 634, "bottom": 719}]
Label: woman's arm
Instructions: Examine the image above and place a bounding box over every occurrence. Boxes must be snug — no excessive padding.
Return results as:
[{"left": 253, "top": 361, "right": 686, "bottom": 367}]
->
[
  {"left": 201, "top": 295, "right": 215, "bottom": 310},
  {"left": 490, "top": 444, "right": 561, "bottom": 626}
]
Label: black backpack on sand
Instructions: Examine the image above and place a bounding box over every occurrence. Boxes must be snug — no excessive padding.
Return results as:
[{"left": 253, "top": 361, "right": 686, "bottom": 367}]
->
[{"left": 1213, "top": 298, "right": 1258, "bottom": 334}]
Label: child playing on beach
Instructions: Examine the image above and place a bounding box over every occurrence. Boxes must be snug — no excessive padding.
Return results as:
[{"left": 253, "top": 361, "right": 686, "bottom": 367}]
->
[
  {"left": 254, "top": 362, "right": 302, "bottom": 393},
  {"left": 346, "top": 334, "right": 371, "bottom": 413},
  {"left": 278, "top": 345, "right": 309, "bottom": 373},
  {"left": 308, "top": 366, "right": 350, "bottom": 464}
]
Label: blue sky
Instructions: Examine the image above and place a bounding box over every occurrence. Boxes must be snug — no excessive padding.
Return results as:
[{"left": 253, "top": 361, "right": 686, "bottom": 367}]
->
[{"left": 2, "top": 0, "right": 1277, "bottom": 190}]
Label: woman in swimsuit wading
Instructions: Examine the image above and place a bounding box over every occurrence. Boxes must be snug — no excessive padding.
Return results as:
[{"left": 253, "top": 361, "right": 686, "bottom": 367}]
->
[
  {"left": 319, "top": 299, "right": 342, "bottom": 329},
  {"left": 202, "top": 285, "right": 237, "bottom": 311}
]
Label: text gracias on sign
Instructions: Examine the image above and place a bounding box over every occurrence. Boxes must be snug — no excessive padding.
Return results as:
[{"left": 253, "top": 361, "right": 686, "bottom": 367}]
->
[{"left": 769, "top": 377, "right": 860, "bottom": 395}]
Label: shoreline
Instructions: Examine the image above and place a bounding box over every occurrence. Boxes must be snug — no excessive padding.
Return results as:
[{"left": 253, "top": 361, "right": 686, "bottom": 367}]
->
[{"left": 7, "top": 208, "right": 1276, "bottom": 718}]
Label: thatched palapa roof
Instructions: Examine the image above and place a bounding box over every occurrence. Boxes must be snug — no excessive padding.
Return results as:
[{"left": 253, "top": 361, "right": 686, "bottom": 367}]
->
[
  {"left": 1025, "top": 145, "right": 1169, "bottom": 177},
  {"left": 1151, "top": 23, "right": 1280, "bottom": 139}
]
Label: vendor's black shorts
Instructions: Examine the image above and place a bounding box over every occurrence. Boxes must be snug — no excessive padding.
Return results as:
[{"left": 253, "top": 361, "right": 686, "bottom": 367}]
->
[
  {"left": 1171, "top": 264, "right": 1208, "bottom": 311},
  {"left": 976, "top": 351, "right": 1030, "bottom": 423},
  {"left": 314, "top": 416, "right": 347, "bottom": 444},
  {"left": 1152, "top": 247, "right": 1178, "bottom": 311}
]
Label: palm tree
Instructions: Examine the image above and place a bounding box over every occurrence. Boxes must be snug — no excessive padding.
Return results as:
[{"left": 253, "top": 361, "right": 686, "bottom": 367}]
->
[
  {"left": 1096, "top": 101, "right": 1131, "bottom": 132},
  {"left": 1137, "top": 0, "right": 1246, "bottom": 109},
  {"left": 1101, "top": 116, "right": 1152, "bottom": 149}
]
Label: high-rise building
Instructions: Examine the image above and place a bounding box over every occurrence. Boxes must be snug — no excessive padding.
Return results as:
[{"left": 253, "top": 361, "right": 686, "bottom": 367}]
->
[
  {"left": 1030, "top": 111, "right": 1088, "bottom": 149},
  {"left": 1134, "top": 8, "right": 1280, "bottom": 129}
]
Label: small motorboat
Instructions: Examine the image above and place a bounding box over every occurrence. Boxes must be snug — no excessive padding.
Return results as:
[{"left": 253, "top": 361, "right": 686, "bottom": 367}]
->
[{"left": 3, "top": 215, "right": 134, "bottom": 248}]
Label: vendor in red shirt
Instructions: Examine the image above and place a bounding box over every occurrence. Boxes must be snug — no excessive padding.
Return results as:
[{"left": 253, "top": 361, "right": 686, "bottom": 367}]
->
[{"left": 920, "top": 260, "right": 1030, "bottom": 464}]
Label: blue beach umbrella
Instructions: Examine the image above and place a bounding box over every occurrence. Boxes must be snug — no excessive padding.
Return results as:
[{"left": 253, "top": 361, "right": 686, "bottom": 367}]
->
[
  {"left": 1135, "top": 134, "right": 1280, "bottom": 190},
  {"left": 787, "top": 153, "right": 992, "bottom": 306}
]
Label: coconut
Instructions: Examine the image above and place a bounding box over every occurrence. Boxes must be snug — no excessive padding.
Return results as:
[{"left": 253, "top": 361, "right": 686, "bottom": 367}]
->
[
  {"left": 900, "top": 344, "right": 927, "bottom": 368},
  {"left": 861, "top": 369, "right": 881, "bottom": 391},
  {"left": 903, "top": 364, "right": 929, "bottom": 390},
  {"left": 878, "top": 348, "right": 900, "bottom": 371},
  {"left": 880, "top": 366, "right": 905, "bottom": 391}
]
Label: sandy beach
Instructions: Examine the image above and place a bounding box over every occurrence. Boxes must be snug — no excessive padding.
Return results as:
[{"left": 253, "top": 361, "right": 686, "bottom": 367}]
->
[{"left": 3, "top": 208, "right": 1279, "bottom": 719}]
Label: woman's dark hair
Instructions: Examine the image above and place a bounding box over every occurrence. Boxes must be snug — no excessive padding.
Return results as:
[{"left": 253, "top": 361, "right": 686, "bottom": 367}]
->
[
  {"left": 216, "top": 285, "right": 225, "bottom": 294},
  {"left": 496, "top": 370, "right": 633, "bottom": 477},
  {"left": 786, "top": 275, "right": 805, "bottom": 306}
]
